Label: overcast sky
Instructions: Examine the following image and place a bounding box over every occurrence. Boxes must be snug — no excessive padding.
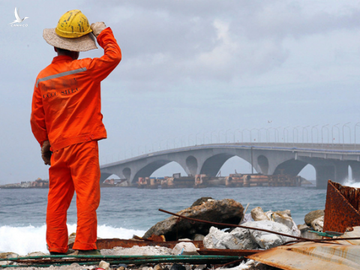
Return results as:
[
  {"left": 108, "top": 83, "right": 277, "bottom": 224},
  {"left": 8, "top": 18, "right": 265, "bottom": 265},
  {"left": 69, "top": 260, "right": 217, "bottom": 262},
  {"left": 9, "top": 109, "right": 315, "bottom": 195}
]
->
[{"left": 1, "top": 0, "right": 360, "bottom": 184}]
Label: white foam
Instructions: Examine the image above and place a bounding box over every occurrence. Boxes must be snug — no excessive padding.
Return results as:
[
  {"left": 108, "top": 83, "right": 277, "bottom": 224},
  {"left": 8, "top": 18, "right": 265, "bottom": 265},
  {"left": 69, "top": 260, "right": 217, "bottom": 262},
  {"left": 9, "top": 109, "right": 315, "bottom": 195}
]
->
[
  {"left": 0, "top": 224, "right": 47, "bottom": 255},
  {"left": 342, "top": 178, "right": 360, "bottom": 188},
  {"left": 0, "top": 224, "right": 145, "bottom": 255}
]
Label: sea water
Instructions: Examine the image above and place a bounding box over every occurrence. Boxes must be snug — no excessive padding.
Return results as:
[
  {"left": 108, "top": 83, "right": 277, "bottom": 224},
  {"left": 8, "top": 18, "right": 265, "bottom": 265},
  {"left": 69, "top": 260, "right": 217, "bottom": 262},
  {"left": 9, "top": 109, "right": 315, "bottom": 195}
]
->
[{"left": 2, "top": 180, "right": 355, "bottom": 255}]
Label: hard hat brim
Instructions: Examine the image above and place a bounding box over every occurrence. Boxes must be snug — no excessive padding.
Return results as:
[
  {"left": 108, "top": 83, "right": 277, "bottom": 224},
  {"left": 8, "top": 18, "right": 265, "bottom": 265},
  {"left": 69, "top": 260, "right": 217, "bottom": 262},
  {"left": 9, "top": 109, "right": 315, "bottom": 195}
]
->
[{"left": 43, "top": 28, "right": 98, "bottom": 52}]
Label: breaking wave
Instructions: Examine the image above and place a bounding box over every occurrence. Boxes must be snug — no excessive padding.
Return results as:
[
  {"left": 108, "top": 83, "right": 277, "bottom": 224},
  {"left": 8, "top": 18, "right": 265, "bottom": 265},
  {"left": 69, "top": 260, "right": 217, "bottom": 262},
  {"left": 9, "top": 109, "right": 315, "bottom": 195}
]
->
[
  {"left": 342, "top": 178, "right": 360, "bottom": 188},
  {"left": 0, "top": 224, "right": 145, "bottom": 255}
]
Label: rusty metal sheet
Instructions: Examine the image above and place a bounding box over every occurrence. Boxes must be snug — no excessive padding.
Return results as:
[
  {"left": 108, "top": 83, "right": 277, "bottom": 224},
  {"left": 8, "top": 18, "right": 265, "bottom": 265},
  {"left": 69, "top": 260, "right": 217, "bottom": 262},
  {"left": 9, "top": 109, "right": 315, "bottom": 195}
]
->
[
  {"left": 248, "top": 242, "right": 360, "bottom": 270},
  {"left": 323, "top": 180, "right": 360, "bottom": 233},
  {"left": 330, "top": 181, "right": 360, "bottom": 211},
  {"left": 338, "top": 226, "right": 360, "bottom": 245}
]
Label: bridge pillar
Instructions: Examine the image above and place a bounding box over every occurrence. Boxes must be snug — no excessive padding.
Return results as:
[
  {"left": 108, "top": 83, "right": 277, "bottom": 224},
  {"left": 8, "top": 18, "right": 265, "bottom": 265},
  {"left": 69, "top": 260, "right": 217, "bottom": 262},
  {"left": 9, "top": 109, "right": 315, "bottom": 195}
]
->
[
  {"left": 100, "top": 172, "right": 112, "bottom": 183},
  {"left": 333, "top": 161, "right": 348, "bottom": 184},
  {"left": 315, "top": 165, "right": 335, "bottom": 189}
]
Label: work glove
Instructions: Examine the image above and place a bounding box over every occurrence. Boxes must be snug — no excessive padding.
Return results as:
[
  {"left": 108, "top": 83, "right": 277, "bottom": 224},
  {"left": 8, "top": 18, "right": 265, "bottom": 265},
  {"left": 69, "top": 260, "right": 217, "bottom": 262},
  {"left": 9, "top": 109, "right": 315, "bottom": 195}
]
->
[
  {"left": 41, "top": 140, "right": 52, "bottom": 166},
  {"left": 91, "top": 22, "right": 106, "bottom": 37}
]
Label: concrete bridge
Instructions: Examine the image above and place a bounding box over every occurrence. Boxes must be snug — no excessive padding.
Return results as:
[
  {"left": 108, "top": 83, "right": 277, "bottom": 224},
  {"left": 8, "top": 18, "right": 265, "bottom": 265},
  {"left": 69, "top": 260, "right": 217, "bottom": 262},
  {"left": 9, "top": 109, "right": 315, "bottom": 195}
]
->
[{"left": 100, "top": 142, "right": 360, "bottom": 188}]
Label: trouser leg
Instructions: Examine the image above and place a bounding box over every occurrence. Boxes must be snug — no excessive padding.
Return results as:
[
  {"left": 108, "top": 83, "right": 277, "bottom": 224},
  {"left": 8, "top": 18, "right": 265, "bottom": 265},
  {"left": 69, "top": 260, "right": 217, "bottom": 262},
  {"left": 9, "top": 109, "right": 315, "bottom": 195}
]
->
[
  {"left": 47, "top": 149, "right": 74, "bottom": 253},
  {"left": 70, "top": 141, "right": 101, "bottom": 250}
]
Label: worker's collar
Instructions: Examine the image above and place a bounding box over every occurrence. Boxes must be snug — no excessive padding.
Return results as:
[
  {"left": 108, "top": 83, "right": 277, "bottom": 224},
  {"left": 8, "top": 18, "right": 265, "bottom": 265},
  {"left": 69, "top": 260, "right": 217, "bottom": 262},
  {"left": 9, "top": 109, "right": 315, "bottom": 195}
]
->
[{"left": 52, "top": 55, "right": 74, "bottom": 63}]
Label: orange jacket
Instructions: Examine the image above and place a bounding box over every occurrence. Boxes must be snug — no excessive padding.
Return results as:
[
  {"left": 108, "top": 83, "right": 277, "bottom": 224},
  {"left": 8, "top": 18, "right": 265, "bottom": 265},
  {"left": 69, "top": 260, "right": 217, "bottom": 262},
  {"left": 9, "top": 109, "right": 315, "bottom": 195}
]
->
[{"left": 31, "top": 28, "right": 121, "bottom": 151}]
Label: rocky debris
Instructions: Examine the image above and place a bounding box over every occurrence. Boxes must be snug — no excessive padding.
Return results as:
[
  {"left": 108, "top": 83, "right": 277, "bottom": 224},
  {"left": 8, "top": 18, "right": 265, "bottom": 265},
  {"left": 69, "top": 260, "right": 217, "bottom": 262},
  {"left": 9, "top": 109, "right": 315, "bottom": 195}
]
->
[
  {"left": 101, "top": 246, "right": 173, "bottom": 256},
  {"left": 297, "top": 209, "right": 325, "bottom": 238},
  {"left": 193, "top": 234, "right": 205, "bottom": 241},
  {"left": 275, "top": 209, "right": 291, "bottom": 217},
  {"left": 245, "top": 220, "right": 298, "bottom": 249},
  {"left": 267, "top": 211, "right": 299, "bottom": 237},
  {"left": 250, "top": 207, "right": 296, "bottom": 231},
  {"left": 0, "top": 252, "right": 18, "bottom": 259},
  {"left": 216, "top": 259, "right": 273, "bottom": 270},
  {"left": 204, "top": 217, "right": 299, "bottom": 251},
  {"left": 297, "top": 224, "right": 322, "bottom": 239},
  {"left": 68, "top": 232, "right": 76, "bottom": 246},
  {"left": 99, "top": 260, "right": 110, "bottom": 270},
  {"left": 153, "top": 265, "right": 162, "bottom": 270},
  {"left": 0, "top": 252, "right": 18, "bottom": 267},
  {"left": 304, "top": 209, "right": 324, "bottom": 226},
  {"left": 0, "top": 201, "right": 327, "bottom": 270},
  {"left": 204, "top": 226, "right": 258, "bottom": 250},
  {"left": 251, "top": 207, "right": 269, "bottom": 221},
  {"left": 143, "top": 198, "right": 244, "bottom": 241},
  {"left": 27, "top": 251, "right": 48, "bottom": 257},
  {"left": 191, "top": 197, "right": 214, "bottom": 207},
  {"left": 170, "top": 263, "right": 186, "bottom": 270},
  {"left": 171, "top": 242, "right": 199, "bottom": 255},
  {"left": 269, "top": 212, "right": 293, "bottom": 229},
  {"left": 204, "top": 206, "right": 300, "bottom": 250},
  {"left": 247, "top": 207, "right": 299, "bottom": 237},
  {"left": 311, "top": 215, "right": 324, "bottom": 232}
]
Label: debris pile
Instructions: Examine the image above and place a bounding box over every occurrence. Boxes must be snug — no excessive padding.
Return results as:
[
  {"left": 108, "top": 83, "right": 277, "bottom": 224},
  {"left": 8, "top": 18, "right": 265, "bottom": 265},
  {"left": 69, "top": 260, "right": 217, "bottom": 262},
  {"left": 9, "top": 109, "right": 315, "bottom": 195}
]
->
[
  {"left": 3, "top": 183, "right": 360, "bottom": 270},
  {"left": 143, "top": 198, "right": 244, "bottom": 241},
  {"left": 296, "top": 209, "right": 324, "bottom": 239},
  {"left": 203, "top": 206, "right": 300, "bottom": 251}
]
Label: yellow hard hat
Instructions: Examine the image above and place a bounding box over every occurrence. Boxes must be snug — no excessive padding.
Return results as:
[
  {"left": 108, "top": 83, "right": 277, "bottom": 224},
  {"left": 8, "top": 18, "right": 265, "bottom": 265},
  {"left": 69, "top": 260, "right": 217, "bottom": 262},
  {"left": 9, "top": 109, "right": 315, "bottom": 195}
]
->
[{"left": 55, "top": 9, "right": 92, "bottom": 38}]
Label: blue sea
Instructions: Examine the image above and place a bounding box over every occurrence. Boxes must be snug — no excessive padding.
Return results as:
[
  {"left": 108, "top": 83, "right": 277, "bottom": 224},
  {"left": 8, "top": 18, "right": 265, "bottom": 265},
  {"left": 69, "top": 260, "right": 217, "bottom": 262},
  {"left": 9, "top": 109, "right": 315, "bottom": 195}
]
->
[{"left": 2, "top": 180, "right": 358, "bottom": 255}]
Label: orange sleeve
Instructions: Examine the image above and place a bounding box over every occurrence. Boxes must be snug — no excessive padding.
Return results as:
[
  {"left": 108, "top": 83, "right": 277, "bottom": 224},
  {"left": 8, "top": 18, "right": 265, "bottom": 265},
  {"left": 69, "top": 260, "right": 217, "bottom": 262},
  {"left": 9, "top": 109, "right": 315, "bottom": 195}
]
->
[
  {"left": 87, "top": 27, "right": 122, "bottom": 82},
  {"left": 30, "top": 82, "right": 48, "bottom": 147}
]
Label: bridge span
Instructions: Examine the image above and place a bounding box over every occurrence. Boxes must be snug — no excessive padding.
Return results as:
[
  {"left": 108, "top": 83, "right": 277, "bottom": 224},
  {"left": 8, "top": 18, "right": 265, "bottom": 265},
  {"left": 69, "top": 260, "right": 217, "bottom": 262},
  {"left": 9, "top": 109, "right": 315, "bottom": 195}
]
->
[{"left": 100, "top": 142, "right": 360, "bottom": 188}]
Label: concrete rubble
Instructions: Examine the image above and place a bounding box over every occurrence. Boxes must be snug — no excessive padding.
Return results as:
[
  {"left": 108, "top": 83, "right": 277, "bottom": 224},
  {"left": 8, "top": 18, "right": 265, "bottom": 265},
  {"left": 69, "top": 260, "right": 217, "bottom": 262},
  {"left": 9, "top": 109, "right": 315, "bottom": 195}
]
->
[{"left": 204, "top": 206, "right": 300, "bottom": 250}]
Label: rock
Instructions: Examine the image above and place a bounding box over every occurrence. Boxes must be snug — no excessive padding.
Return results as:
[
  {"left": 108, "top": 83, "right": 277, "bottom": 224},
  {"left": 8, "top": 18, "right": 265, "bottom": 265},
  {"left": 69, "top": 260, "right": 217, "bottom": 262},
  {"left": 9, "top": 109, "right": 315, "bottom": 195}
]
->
[
  {"left": 68, "top": 232, "right": 76, "bottom": 246},
  {"left": 277, "top": 209, "right": 292, "bottom": 217},
  {"left": 172, "top": 242, "right": 199, "bottom": 255},
  {"left": 147, "top": 234, "right": 166, "bottom": 242},
  {"left": 170, "top": 264, "right": 186, "bottom": 270},
  {"left": 191, "top": 197, "right": 214, "bottom": 207},
  {"left": 251, "top": 207, "right": 269, "bottom": 221},
  {"left": 193, "top": 234, "right": 205, "bottom": 241},
  {"left": 267, "top": 211, "right": 300, "bottom": 237},
  {"left": 139, "top": 264, "right": 152, "bottom": 270},
  {"left": 143, "top": 199, "right": 244, "bottom": 241},
  {"left": 240, "top": 213, "right": 253, "bottom": 224},
  {"left": 304, "top": 210, "right": 324, "bottom": 226},
  {"left": 141, "top": 267, "right": 153, "bottom": 270},
  {"left": 99, "top": 260, "right": 110, "bottom": 270},
  {"left": 177, "top": 238, "right": 192, "bottom": 242},
  {"left": 27, "top": 251, "right": 48, "bottom": 257},
  {"left": 244, "top": 220, "right": 299, "bottom": 249},
  {"left": 193, "top": 264, "right": 207, "bottom": 270},
  {"left": 298, "top": 224, "right": 309, "bottom": 231},
  {"left": 0, "top": 252, "right": 18, "bottom": 259},
  {"left": 311, "top": 216, "right": 324, "bottom": 232},
  {"left": 297, "top": 224, "right": 322, "bottom": 239},
  {"left": 203, "top": 226, "right": 258, "bottom": 250},
  {"left": 101, "top": 246, "right": 172, "bottom": 256}
]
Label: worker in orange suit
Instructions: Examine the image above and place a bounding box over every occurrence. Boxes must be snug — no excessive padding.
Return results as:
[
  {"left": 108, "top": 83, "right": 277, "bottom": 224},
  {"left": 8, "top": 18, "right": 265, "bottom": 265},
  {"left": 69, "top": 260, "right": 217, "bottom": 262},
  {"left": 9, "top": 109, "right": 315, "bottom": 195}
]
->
[{"left": 30, "top": 10, "right": 121, "bottom": 255}]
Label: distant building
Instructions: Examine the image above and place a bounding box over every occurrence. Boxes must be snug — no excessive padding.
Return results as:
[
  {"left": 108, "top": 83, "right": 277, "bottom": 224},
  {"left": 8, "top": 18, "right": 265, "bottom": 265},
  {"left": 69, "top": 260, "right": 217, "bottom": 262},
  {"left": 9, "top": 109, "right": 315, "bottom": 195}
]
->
[{"left": 31, "top": 178, "right": 49, "bottom": 188}]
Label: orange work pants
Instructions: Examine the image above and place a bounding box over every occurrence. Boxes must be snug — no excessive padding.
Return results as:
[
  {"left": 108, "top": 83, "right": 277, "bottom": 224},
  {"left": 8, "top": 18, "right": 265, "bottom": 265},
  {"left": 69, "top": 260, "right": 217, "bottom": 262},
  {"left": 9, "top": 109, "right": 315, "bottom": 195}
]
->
[{"left": 46, "top": 141, "right": 101, "bottom": 253}]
